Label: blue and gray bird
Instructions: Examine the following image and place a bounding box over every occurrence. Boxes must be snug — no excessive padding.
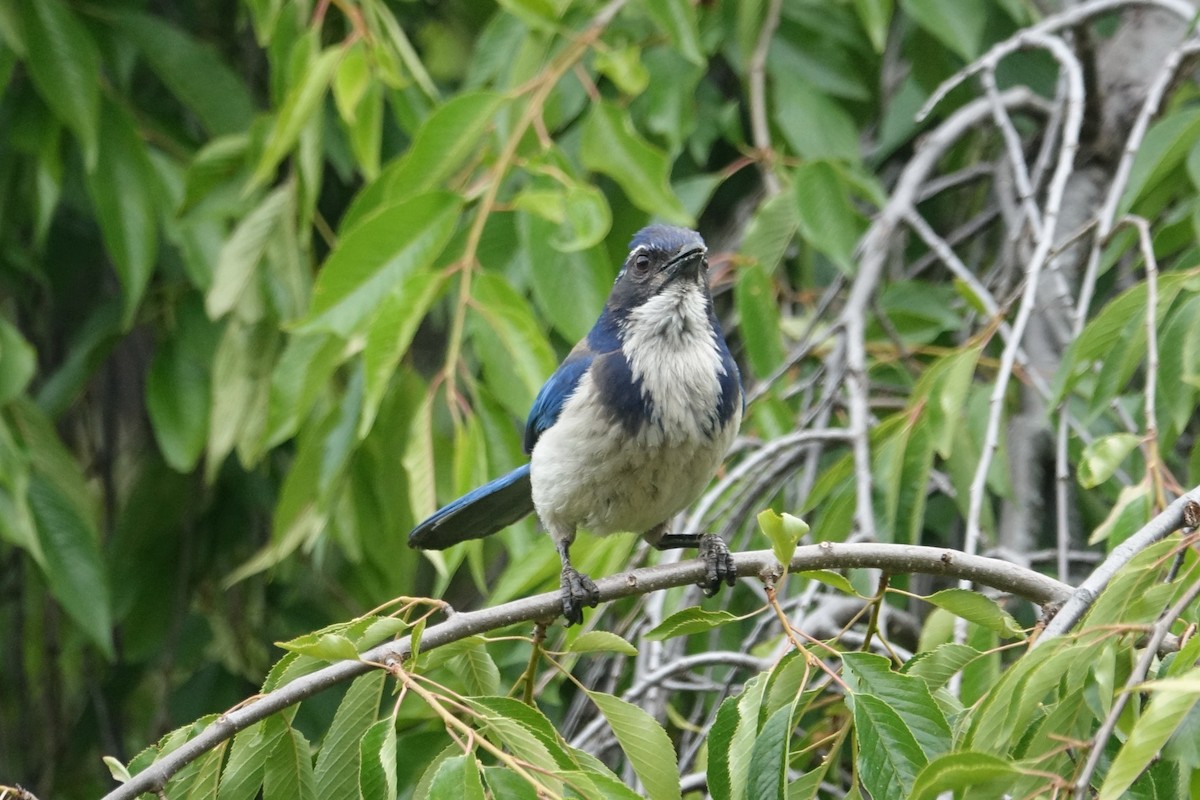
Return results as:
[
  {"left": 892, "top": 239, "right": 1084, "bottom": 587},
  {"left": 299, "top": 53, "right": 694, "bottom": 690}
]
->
[{"left": 408, "top": 225, "right": 743, "bottom": 625}]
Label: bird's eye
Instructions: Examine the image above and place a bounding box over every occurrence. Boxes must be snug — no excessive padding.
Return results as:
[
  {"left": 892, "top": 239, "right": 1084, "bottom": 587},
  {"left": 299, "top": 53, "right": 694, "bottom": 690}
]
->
[{"left": 634, "top": 254, "right": 651, "bottom": 273}]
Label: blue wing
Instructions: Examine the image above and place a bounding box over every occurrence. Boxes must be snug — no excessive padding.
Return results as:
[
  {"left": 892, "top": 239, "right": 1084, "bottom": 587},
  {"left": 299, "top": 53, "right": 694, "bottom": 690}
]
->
[
  {"left": 523, "top": 347, "right": 593, "bottom": 454},
  {"left": 523, "top": 308, "right": 623, "bottom": 453}
]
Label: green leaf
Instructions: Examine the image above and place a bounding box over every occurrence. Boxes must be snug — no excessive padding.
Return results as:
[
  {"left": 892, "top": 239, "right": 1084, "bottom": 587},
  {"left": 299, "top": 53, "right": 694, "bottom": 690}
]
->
[
  {"left": 587, "top": 690, "right": 682, "bottom": 800},
  {"left": 18, "top": 0, "right": 100, "bottom": 166},
  {"left": 581, "top": 101, "right": 690, "bottom": 224},
  {"left": 735, "top": 262, "right": 784, "bottom": 376},
  {"left": 852, "top": 693, "right": 927, "bottom": 800},
  {"left": 86, "top": 102, "right": 160, "bottom": 329},
  {"left": 644, "top": 0, "right": 704, "bottom": 65},
  {"left": 796, "top": 570, "right": 861, "bottom": 596},
  {"left": 111, "top": 10, "right": 255, "bottom": 136},
  {"left": 359, "top": 272, "right": 445, "bottom": 437},
  {"left": 569, "top": 630, "right": 639, "bottom": 656},
  {"left": 793, "top": 160, "right": 863, "bottom": 273},
  {"left": 922, "top": 588, "right": 1025, "bottom": 638},
  {"left": 1078, "top": 432, "right": 1142, "bottom": 489},
  {"left": 103, "top": 755, "right": 132, "bottom": 783},
  {"left": 909, "top": 752, "right": 1020, "bottom": 800},
  {"left": 772, "top": 81, "right": 862, "bottom": 163},
  {"left": 1119, "top": 107, "right": 1200, "bottom": 216},
  {"left": 854, "top": 0, "right": 893, "bottom": 52},
  {"left": 468, "top": 273, "right": 559, "bottom": 419},
  {"left": 298, "top": 192, "right": 460, "bottom": 336},
  {"left": 146, "top": 304, "right": 216, "bottom": 472},
  {"left": 206, "top": 320, "right": 279, "bottom": 478},
  {"left": 902, "top": 643, "right": 983, "bottom": 690},
  {"left": 720, "top": 671, "right": 770, "bottom": 800},
  {"left": 453, "top": 644, "right": 502, "bottom": 696},
  {"left": 519, "top": 212, "right": 613, "bottom": 343},
  {"left": 643, "top": 607, "right": 741, "bottom": 640},
  {"left": 275, "top": 633, "right": 360, "bottom": 662},
  {"left": 757, "top": 509, "right": 808, "bottom": 568},
  {"left": 265, "top": 332, "right": 346, "bottom": 447},
  {"left": 1099, "top": 666, "right": 1200, "bottom": 799},
  {"left": 428, "top": 755, "right": 486, "bottom": 800},
  {"left": 263, "top": 726, "right": 316, "bottom": 800},
  {"left": 358, "top": 718, "right": 398, "bottom": 800},
  {"left": 28, "top": 473, "right": 113, "bottom": 658},
  {"left": 746, "top": 703, "right": 793, "bottom": 800},
  {"left": 252, "top": 45, "right": 342, "bottom": 188},
  {"left": 341, "top": 91, "right": 504, "bottom": 230},
  {"left": 901, "top": 0, "right": 987, "bottom": 60},
  {"left": 218, "top": 719, "right": 287, "bottom": 800},
  {"left": 594, "top": 45, "right": 650, "bottom": 96},
  {"left": 842, "top": 653, "right": 952, "bottom": 760},
  {"left": 206, "top": 186, "right": 292, "bottom": 320},
  {"left": 313, "top": 672, "right": 384, "bottom": 797},
  {"left": 0, "top": 317, "right": 36, "bottom": 403}
]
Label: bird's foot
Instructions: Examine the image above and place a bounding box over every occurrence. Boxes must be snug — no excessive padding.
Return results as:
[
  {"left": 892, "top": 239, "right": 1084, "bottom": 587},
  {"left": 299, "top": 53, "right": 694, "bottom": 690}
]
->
[
  {"left": 560, "top": 566, "right": 599, "bottom": 626},
  {"left": 698, "top": 534, "right": 737, "bottom": 597}
]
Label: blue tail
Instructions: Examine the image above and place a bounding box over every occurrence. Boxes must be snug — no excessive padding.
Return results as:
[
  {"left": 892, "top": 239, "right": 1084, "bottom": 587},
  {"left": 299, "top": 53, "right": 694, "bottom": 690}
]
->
[{"left": 407, "top": 464, "right": 534, "bottom": 550}]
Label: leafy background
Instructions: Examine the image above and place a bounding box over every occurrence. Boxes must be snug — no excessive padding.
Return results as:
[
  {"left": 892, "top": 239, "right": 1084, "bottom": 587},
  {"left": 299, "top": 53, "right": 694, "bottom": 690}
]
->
[{"left": 2, "top": 0, "right": 1200, "bottom": 798}]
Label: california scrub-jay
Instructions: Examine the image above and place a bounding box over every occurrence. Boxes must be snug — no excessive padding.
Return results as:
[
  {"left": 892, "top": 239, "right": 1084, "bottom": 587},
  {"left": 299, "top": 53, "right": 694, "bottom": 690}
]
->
[{"left": 409, "top": 225, "right": 743, "bottom": 625}]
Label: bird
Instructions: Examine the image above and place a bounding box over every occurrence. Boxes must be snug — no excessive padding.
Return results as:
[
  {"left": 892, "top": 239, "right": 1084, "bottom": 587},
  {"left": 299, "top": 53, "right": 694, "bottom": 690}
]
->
[{"left": 408, "top": 225, "right": 743, "bottom": 625}]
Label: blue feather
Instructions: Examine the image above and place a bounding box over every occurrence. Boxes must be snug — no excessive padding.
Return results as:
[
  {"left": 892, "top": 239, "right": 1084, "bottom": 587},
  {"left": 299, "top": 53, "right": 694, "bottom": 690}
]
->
[
  {"left": 523, "top": 306, "right": 626, "bottom": 453},
  {"left": 407, "top": 464, "right": 533, "bottom": 549}
]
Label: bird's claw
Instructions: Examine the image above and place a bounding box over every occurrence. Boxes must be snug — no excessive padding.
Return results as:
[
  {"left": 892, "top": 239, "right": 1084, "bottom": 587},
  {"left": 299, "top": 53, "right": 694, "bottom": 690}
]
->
[
  {"left": 560, "top": 566, "right": 599, "bottom": 626},
  {"left": 699, "top": 534, "right": 737, "bottom": 597}
]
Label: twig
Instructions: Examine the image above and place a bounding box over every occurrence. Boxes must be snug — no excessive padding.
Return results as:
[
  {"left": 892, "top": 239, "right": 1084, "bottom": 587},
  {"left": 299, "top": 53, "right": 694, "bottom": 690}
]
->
[
  {"left": 747, "top": 0, "right": 784, "bottom": 196},
  {"left": 1038, "top": 493, "right": 1200, "bottom": 643},
  {"left": 1071, "top": 558, "right": 1200, "bottom": 797},
  {"left": 102, "top": 543, "right": 1072, "bottom": 800}
]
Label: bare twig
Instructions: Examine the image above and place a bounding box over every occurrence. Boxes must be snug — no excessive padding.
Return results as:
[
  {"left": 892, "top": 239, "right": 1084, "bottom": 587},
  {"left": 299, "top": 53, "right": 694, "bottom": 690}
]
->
[{"left": 747, "top": 0, "right": 784, "bottom": 196}]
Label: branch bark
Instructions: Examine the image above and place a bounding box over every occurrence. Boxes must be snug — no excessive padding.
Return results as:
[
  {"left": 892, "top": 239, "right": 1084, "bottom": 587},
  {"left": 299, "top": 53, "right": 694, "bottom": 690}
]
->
[{"left": 102, "top": 543, "right": 1071, "bottom": 800}]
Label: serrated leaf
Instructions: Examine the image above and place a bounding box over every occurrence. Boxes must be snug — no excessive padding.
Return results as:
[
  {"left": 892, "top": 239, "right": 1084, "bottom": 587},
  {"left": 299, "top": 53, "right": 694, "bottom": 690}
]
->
[
  {"left": 909, "top": 751, "right": 1020, "bottom": 800},
  {"left": 843, "top": 653, "right": 951, "bottom": 760},
  {"left": 643, "top": 607, "right": 740, "bottom": 640},
  {"left": 314, "top": 672, "right": 385, "bottom": 797},
  {"left": 902, "top": 643, "right": 982, "bottom": 689},
  {"left": 746, "top": 703, "right": 793, "bottom": 800},
  {"left": 581, "top": 101, "right": 689, "bottom": 224},
  {"left": 569, "top": 630, "right": 638, "bottom": 656},
  {"left": 1098, "top": 666, "right": 1200, "bottom": 798},
  {"left": 263, "top": 726, "right": 316, "bottom": 800},
  {"left": 358, "top": 718, "right": 397, "bottom": 800},
  {"left": 298, "top": 191, "right": 460, "bottom": 337},
  {"left": 428, "top": 755, "right": 486, "bottom": 800},
  {"left": 587, "top": 690, "right": 682, "bottom": 800},
  {"left": 853, "top": 693, "right": 927, "bottom": 800},
  {"left": 1078, "top": 432, "right": 1141, "bottom": 489},
  {"left": 453, "top": 644, "right": 501, "bottom": 696},
  {"left": 922, "top": 588, "right": 1025, "bottom": 638}
]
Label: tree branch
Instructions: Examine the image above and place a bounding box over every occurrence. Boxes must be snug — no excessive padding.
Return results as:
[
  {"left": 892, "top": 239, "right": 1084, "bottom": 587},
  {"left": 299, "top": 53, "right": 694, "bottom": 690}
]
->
[
  {"left": 1038, "top": 489, "right": 1200, "bottom": 643},
  {"left": 102, "top": 543, "right": 1071, "bottom": 800}
]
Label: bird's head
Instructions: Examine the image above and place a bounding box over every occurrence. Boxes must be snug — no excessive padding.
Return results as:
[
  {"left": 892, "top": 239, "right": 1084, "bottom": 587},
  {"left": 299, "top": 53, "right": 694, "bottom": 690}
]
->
[{"left": 607, "top": 225, "right": 710, "bottom": 313}]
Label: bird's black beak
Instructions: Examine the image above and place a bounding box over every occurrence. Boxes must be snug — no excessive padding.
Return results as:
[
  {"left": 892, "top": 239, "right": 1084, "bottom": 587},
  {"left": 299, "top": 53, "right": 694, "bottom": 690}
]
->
[{"left": 665, "top": 246, "right": 707, "bottom": 282}]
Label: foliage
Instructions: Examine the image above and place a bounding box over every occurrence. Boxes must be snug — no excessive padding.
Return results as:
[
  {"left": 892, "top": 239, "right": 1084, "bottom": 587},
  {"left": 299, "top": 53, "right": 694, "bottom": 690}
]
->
[{"left": 1, "top": 0, "right": 1200, "bottom": 798}]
